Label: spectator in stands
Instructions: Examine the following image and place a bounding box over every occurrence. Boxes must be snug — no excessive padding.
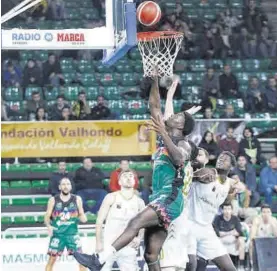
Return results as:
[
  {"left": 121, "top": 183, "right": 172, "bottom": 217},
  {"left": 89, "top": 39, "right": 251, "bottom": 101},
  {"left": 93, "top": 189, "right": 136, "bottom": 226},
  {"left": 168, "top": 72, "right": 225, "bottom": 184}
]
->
[
  {"left": 258, "top": 27, "right": 276, "bottom": 58},
  {"left": 60, "top": 106, "right": 76, "bottom": 121},
  {"left": 239, "top": 127, "right": 262, "bottom": 165},
  {"left": 199, "top": 131, "right": 220, "bottom": 166},
  {"left": 219, "top": 64, "right": 240, "bottom": 99},
  {"left": 49, "top": 160, "right": 74, "bottom": 196},
  {"left": 199, "top": 29, "right": 218, "bottom": 59},
  {"left": 26, "top": 91, "right": 47, "bottom": 119},
  {"left": 178, "top": 31, "right": 198, "bottom": 60},
  {"left": 22, "top": 59, "right": 42, "bottom": 88},
  {"left": 218, "top": 127, "right": 239, "bottom": 156},
  {"left": 219, "top": 104, "right": 241, "bottom": 131},
  {"left": 49, "top": 0, "right": 65, "bottom": 20},
  {"left": 0, "top": 98, "right": 21, "bottom": 121},
  {"left": 223, "top": 9, "right": 241, "bottom": 31},
  {"left": 196, "top": 107, "right": 220, "bottom": 137},
  {"left": 75, "top": 157, "right": 107, "bottom": 214},
  {"left": 90, "top": 95, "right": 111, "bottom": 120},
  {"left": 3, "top": 61, "right": 22, "bottom": 88},
  {"left": 249, "top": 204, "right": 277, "bottom": 267},
  {"left": 43, "top": 53, "right": 64, "bottom": 87},
  {"left": 201, "top": 67, "right": 220, "bottom": 98},
  {"left": 72, "top": 91, "right": 91, "bottom": 120},
  {"left": 234, "top": 155, "right": 260, "bottom": 207},
  {"left": 34, "top": 107, "right": 47, "bottom": 121},
  {"left": 109, "top": 160, "right": 139, "bottom": 192},
  {"left": 237, "top": 27, "right": 253, "bottom": 58},
  {"left": 220, "top": 26, "right": 236, "bottom": 58},
  {"left": 213, "top": 203, "right": 246, "bottom": 269},
  {"left": 260, "top": 157, "right": 277, "bottom": 205},
  {"left": 243, "top": 0, "right": 267, "bottom": 34},
  {"left": 264, "top": 77, "right": 277, "bottom": 112},
  {"left": 49, "top": 95, "right": 68, "bottom": 120},
  {"left": 245, "top": 76, "right": 267, "bottom": 113}
]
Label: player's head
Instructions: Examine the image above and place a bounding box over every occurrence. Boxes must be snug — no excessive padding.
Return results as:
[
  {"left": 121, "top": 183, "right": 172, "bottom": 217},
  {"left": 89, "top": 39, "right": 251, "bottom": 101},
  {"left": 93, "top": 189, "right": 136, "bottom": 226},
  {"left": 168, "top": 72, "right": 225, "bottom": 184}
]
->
[
  {"left": 216, "top": 151, "right": 236, "bottom": 172},
  {"left": 118, "top": 170, "right": 135, "bottom": 189},
  {"left": 191, "top": 147, "right": 209, "bottom": 170},
  {"left": 222, "top": 202, "right": 233, "bottom": 219},
  {"left": 261, "top": 204, "right": 272, "bottom": 222},
  {"left": 59, "top": 178, "right": 72, "bottom": 196},
  {"left": 165, "top": 112, "right": 195, "bottom": 137}
]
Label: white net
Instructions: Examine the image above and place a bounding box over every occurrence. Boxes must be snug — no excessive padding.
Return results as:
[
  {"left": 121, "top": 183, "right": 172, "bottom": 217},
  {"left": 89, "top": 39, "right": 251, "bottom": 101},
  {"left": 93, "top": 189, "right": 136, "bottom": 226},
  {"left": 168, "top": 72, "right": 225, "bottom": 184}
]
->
[{"left": 137, "top": 31, "right": 184, "bottom": 78}]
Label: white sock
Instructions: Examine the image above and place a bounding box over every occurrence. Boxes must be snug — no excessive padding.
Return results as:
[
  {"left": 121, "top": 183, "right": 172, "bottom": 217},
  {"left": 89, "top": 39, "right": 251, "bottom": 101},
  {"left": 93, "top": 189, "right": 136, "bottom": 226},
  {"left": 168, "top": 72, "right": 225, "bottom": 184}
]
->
[{"left": 97, "top": 245, "right": 116, "bottom": 264}]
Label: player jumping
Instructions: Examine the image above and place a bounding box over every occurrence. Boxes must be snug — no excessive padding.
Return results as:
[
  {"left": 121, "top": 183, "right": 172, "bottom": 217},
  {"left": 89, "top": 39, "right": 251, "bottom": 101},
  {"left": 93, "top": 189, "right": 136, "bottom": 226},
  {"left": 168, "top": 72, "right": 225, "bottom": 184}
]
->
[
  {"left": 96, "top": 170, "right": 145, "bottom": 271},
  {"left": 73, "top": 73, "right": 201, "bottom": 271},
  {"left": 45, "top": 177, "right": 87, "bottom": 271},
  {"left": 186, "top": 151, "right": 239, "bottom": 271}
]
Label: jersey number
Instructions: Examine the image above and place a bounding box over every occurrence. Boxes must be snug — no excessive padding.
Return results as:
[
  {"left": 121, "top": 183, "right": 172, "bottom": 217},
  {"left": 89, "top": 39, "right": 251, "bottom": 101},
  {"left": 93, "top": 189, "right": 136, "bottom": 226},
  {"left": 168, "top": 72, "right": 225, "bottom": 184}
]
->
[
  {"left": 51, "top": 238, "right": 60, "bottom": 248},
  {"left": 60, "top": 212, "right": 71, "bottom": 221}
]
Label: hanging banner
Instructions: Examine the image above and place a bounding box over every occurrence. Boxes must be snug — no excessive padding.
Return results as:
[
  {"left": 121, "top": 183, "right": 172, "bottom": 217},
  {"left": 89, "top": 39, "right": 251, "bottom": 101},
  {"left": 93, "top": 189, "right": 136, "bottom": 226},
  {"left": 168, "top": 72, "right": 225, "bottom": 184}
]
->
[{"left": 1, "top": 121, "right": 155, "bottom": 158}]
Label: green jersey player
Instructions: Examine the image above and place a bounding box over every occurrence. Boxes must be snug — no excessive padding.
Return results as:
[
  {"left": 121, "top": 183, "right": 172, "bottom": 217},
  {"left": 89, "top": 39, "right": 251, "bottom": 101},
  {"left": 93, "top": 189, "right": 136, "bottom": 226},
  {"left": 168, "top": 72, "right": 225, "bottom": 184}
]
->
[{"left": 44, "top": 177, "right": 87, "bottom": 271}]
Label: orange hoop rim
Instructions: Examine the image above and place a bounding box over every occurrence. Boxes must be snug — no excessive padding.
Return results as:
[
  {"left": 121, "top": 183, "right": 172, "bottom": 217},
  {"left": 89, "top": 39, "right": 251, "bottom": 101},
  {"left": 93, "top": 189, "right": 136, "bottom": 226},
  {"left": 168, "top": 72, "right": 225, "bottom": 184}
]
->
[{"left": 137, "top": 31, "right": 184, "bottom": 42}]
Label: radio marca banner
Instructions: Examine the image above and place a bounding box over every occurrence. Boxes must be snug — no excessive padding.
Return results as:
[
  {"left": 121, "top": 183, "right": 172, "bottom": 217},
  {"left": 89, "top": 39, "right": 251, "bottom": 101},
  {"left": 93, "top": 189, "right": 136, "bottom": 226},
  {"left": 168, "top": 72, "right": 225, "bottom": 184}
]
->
[
  {"left": 1, "top": 121, "right": 155, "bottom": 158},
  {"left": 1, "top": 28, "right": 113, "bottom": 50}
]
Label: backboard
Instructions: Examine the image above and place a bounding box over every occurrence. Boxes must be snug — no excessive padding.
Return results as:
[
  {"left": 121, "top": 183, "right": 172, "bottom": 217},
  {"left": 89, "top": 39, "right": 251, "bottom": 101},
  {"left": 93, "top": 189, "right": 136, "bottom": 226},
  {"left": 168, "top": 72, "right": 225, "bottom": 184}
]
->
[{"left": 1, "top": 0, "right": 137, "bottom": 66}]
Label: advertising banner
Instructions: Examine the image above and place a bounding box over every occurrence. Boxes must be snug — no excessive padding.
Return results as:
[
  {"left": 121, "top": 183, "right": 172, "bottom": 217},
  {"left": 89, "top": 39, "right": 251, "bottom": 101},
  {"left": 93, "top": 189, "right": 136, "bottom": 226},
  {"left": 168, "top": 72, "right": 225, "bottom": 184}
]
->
[
  {"left": 1, "top": 121, "right": 155, "bottom": 158},
  {"left": 1, "top": 237, "right": 148, "bottom": 271},
  {"left": 1, "top": 28, "right": 113, "bottom": 50}
]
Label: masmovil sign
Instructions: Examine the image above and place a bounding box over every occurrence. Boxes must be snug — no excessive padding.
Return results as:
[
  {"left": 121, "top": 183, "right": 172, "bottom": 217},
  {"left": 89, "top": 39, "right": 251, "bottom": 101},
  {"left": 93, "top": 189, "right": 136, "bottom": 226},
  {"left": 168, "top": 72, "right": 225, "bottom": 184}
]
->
[{"left": 2, "top": 237, "right": 148, "bottom": 271}]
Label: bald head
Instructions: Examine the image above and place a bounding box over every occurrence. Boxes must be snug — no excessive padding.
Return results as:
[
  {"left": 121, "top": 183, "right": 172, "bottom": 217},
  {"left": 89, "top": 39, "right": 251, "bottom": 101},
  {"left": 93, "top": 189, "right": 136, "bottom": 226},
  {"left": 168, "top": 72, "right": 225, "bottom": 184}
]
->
[{"left": 269, "top": 157, "right": 277, "bottom": 170}]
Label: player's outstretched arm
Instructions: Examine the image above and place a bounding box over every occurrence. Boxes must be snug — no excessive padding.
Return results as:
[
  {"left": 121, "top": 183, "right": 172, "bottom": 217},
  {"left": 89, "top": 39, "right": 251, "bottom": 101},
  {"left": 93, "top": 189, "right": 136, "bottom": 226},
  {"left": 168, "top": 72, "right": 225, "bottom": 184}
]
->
[
  {"left": 149, "top": 73, "right": 162, "bottom": 120},
  {"left": 76, "top": 196, "right": 87, "bottom": 223},
  {"left": 95, "top": 193, "right": 115, "bottom": 253},
  {"left": 164, "top": 77, "right": 179, "bottom": 120},
  {"left": 44, "top": 197, "right": 56, "bottom": 236}
]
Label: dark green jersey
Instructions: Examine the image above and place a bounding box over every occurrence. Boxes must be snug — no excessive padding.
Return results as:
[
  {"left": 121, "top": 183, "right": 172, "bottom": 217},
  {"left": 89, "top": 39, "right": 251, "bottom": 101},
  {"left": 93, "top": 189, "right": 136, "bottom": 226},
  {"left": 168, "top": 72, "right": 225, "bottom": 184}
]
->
[{"left": 51, "top": 194, "right": 79, "bottom": 236}]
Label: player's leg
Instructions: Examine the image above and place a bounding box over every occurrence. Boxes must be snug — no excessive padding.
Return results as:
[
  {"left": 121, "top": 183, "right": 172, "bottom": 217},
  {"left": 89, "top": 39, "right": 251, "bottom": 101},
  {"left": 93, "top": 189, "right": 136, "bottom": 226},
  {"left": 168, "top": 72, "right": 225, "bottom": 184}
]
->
[
  {"left": 73, "top": 206, "right": 161, "bottom": 269},
  {"left": 46, "top": 236, "right": 65, "bottom": 271},
  {"left": 45, "top": 256, "right": 57, "bottom": 271},
  {"left": 65, "top": 234, "right": 86, "bottom": 271},
  {"left": 186, "top": 255, "right": 197, "bottom": 271},
  {"left": 144, "top": 226, "right": 168, "bottom": 271},
  {"left": 212, "top": 255, "right": 236, "bottom": 271}
]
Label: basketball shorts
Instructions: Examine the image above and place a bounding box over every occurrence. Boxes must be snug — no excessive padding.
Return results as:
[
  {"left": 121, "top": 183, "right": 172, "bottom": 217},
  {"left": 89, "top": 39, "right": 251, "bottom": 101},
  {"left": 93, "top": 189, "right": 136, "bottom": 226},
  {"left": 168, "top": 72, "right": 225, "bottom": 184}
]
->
[
  {"left": 47, "top": 234, "right": 82, "bottom": 256},
  {"left": 102, "top": 246, "right": 138, "bottom": 271},
  {"left": 160, "top": 210, "right": 189, "bottom": 269},
  {"left": 187, "top": 220, "right": 227, "bottom": 260}
]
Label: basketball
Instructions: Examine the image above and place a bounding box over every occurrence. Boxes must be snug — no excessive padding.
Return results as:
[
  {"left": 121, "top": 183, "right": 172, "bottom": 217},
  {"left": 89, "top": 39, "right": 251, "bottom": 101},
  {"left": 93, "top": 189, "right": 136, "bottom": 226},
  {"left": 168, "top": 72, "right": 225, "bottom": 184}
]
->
[{"left": 137, "top": 1, "right": 161, "bottom": 27}]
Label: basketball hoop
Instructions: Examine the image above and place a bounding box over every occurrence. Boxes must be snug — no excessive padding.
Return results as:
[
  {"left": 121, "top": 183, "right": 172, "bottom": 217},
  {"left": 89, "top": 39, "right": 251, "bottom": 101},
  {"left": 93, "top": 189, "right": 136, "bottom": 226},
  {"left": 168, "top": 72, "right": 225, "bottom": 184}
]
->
[{"left": 137, "top": 31, "right": 184, "bottom": 78}]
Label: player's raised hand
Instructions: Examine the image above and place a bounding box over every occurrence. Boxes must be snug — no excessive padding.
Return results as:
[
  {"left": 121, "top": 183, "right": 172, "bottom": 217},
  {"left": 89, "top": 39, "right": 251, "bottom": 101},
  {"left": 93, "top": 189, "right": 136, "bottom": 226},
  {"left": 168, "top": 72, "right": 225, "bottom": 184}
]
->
[
  {"left": 185, "top": 105, "right": 202, "bottom": 116},
  {"left": 146, "top": 114, "right": 166, "bottom": 135},
  {"left": 167, "top": 75, "right": 180, "bottom": 98},
  {"left": 47, "top": 226, "right": 57, "bottom": 237}
]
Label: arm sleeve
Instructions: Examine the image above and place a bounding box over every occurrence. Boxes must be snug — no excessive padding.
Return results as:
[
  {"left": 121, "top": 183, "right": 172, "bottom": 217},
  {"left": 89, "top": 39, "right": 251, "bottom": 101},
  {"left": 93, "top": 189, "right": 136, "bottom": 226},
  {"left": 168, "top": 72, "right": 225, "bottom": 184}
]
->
[
  {"left": 134, "top": 172, "right": 139, "bottom": 190},
  {"left": 260, "top": 168, "right": 275, "bottom": 190}
]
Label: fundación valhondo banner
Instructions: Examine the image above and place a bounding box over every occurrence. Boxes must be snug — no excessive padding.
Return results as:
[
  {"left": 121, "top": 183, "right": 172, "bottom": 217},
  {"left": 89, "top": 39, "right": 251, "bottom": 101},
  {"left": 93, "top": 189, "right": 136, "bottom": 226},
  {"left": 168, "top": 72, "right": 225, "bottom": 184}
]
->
[{"left": 1, "top": 121, "right": 155, "bottom": 158}]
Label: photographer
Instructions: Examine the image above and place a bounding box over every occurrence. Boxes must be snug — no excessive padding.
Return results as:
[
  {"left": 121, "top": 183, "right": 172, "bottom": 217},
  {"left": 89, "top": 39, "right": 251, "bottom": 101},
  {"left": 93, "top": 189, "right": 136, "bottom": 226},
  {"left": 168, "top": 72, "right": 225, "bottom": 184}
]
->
[{"left": 72, "top": 91, "right": 91, "bottom": 120}]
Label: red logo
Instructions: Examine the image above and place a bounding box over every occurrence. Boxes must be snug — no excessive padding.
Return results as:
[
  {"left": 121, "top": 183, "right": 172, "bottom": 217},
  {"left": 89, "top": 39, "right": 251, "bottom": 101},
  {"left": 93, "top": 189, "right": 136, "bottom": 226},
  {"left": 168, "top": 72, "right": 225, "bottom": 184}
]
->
[{"left": 57, "top": 33, "right": 85, "bottom": 42}]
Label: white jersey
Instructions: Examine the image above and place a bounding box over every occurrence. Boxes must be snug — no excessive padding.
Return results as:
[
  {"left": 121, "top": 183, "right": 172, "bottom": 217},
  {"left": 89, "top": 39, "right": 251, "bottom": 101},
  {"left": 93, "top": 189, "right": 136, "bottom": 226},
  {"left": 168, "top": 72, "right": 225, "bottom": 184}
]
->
[
  {"left": 187, "top": 177, "right": 232, "bottom": 225},
  {"left": 104, "top": 192, "right": 144, "bottom": 246}
]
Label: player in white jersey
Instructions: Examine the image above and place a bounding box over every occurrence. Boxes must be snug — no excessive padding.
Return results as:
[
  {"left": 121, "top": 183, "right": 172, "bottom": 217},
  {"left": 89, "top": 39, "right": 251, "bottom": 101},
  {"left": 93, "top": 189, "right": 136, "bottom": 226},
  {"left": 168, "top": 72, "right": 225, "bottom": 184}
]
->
[
  {"left": 186, "top": 151, "right": 238, "bottom": 271},
  {"left": 95, "top": 170, "right": 145, "bottom": 271},
  {"left": 160, "top": 148, "right": 210, "bottom": 271}
]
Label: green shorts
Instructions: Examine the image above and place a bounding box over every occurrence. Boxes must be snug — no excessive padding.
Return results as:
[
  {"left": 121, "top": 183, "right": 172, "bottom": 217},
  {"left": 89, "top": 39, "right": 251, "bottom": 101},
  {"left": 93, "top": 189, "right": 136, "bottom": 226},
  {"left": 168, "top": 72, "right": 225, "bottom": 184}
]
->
[{"left": 47, "top": 234, "right": 82, "bottom": 256}]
